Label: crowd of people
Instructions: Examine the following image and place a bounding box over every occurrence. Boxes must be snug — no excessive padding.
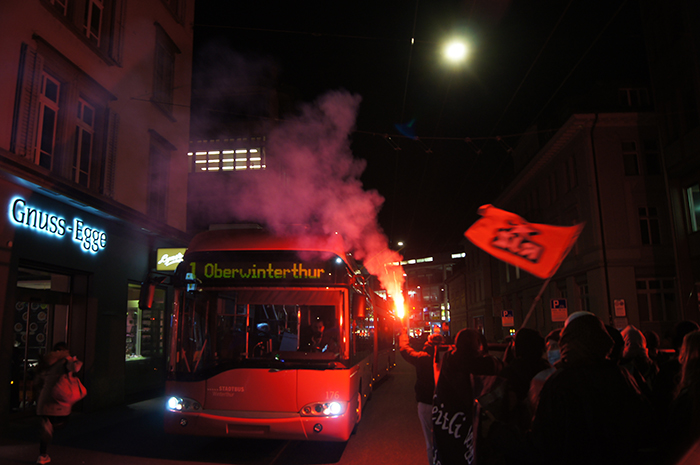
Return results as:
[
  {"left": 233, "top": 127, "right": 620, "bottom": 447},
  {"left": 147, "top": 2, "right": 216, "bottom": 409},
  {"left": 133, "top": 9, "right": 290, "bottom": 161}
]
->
[{"left": 400, "top": 313, "right": 700, "bottom": 465}]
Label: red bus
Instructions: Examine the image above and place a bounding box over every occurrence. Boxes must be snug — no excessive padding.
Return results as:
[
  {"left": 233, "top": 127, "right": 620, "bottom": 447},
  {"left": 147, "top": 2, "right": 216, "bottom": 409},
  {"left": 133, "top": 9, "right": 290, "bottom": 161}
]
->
[{"left": 163, "top": 228, "right": 397, "bottom": 441}]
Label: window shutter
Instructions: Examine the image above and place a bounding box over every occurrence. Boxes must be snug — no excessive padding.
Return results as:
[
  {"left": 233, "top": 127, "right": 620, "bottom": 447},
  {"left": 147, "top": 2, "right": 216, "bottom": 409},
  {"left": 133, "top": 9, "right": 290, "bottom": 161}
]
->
[
  {"left": 109, "top": 0, "right": 126, "bottom": 65},
  {"left": 103, "top": 110, "right": 119, "bottom": 198},
  {"left": 11, "top": 43, "right": 43, "bottom": 159}
]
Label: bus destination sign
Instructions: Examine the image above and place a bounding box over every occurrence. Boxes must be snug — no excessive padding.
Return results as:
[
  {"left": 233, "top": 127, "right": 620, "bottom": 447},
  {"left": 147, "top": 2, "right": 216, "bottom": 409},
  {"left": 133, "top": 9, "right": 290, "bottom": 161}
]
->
[{"left": 188, "top": 260, "right": 338, "bottom": 286}]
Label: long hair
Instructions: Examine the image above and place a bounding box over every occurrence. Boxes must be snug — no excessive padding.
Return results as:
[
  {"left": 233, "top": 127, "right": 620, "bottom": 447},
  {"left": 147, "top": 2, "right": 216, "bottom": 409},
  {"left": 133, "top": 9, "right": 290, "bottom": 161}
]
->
[
  {"left": 677, "top": 330, "right": 700, "bottom": 433},
  {"left": 678, "top": 331, "right": 700, "bottom": 394}
]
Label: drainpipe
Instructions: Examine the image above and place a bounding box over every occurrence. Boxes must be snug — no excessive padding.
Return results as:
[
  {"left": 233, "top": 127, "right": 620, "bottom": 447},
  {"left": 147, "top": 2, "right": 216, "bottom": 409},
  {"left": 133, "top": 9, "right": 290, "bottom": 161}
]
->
[{"left": 590, "top": 114, "right": 613, "bottom": 324}]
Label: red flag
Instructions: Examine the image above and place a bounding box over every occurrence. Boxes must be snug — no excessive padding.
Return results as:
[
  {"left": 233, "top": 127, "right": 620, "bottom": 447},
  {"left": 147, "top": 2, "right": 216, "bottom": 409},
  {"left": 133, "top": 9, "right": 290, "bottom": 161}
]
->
[{"left": 464, "top": 204, "right": 584, "bottom": 279}]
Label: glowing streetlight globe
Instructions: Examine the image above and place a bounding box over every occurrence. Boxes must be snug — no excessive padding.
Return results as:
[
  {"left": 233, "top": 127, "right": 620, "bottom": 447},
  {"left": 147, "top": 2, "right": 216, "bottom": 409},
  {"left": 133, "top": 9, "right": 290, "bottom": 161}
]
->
[{"left": 444, "top": 41, "right": 468, "bottom": 63}]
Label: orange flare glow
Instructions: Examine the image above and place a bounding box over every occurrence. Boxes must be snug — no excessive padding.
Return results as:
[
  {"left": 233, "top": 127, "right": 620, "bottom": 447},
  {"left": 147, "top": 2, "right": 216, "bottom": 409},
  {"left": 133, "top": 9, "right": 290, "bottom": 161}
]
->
[{"left": 394, "top": 295, "right": 405, "bottom": 319}]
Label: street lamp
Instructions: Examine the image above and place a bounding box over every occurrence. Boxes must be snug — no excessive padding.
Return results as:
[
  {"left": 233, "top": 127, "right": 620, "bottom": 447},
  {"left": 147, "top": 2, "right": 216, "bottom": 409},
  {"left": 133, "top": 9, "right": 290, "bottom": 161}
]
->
[{"left": 443, "top": 39, "right": 469, "bottom": 64}]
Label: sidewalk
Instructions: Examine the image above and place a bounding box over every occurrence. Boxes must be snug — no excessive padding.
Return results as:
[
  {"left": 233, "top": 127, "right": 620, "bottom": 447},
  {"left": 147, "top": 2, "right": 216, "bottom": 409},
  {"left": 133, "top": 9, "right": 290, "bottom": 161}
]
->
[{"left": 0, "top": 397, "right": 215, "bottom": 465}]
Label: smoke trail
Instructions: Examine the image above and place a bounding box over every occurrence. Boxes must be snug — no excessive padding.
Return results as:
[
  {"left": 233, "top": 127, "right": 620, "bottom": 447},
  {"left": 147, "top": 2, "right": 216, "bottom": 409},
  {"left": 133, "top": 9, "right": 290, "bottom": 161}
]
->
[{"left": 227, "top": 90, "right": 405, "bottom": 302}]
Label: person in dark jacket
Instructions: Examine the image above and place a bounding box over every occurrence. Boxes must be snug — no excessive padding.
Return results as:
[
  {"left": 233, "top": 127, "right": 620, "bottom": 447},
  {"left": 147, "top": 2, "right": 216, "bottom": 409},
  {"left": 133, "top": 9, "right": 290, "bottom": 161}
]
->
[
  {"left": 400, "top": 328, "right": 444, "bottom": 465},
  {"left": 529, "top": 312, "right": 653, "bottom": 465},
  {"left": 34, "top": 342, "right": 84, "bottom": 465},
  {"left": 653, "top": 320, "right": 700, "bottom": 419},
  {"left": 432, "top": 328, "right": 501, "bottom": 465},
  {"left": 662, "top": 330, "right": 700, "bottom": 464},
  {"left": 620, "top": 325, "right": 658, "bottom": 398},
  {"left": 486, "top": 312, "right": 653, "bottom": 465}
]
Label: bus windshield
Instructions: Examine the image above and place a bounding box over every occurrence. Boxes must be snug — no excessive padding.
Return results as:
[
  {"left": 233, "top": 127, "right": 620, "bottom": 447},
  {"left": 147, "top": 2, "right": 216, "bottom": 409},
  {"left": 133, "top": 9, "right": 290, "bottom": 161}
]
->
[{"left": 174, "top": 288, "right": 344, "bottom": 379}]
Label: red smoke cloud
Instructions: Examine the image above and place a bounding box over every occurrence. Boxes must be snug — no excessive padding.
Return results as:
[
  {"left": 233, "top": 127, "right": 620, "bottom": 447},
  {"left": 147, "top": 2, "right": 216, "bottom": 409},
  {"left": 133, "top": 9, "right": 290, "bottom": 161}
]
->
[{"left": 227, "top": 90, "right": 405, "bottom": 302}]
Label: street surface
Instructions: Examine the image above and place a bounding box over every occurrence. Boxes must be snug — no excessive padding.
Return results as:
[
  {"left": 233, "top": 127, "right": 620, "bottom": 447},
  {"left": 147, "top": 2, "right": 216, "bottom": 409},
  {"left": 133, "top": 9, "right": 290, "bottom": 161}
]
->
[{"left": 1, "top": 354, "right": 427, "bottom": 465}]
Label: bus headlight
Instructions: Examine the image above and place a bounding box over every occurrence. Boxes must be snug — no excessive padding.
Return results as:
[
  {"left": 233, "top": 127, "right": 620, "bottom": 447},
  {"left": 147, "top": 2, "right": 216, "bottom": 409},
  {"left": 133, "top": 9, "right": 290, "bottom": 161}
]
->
[
  {"left": 166, "top": 396, "right": 201, "bottom": 412},
  {"left": 300, "top": 401, "right": 347, "bottom": 417}
]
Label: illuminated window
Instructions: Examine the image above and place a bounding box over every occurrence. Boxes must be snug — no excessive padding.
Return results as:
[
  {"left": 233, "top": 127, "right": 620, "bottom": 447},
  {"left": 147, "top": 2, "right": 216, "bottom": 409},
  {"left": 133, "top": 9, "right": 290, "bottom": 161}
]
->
[
  {"left": 36, "top": 72, "right": 60, "bottom": 170},
  {"left": 190, "top": 146, "right": 266, "bottom": 172},
  {"left": 637, "top": 279, "right": 676, "bottom": 322},
  {"left": 250, "top": 148, "right": 263, "bottom": 169},
  {"left": 126, "top": 283, "right": 165, "bottom": 361},
  {"left": 222, "top": 150, "right": 235, "bottom": 170},
  {"left": 687, "top": 184, "right": 700, "bottom": 232},
  {"left": 73, "top": 99, "right": 95, "bottom": 187},
  {"left": 235, "top": 149, "right": 247, "bottom": 170}
]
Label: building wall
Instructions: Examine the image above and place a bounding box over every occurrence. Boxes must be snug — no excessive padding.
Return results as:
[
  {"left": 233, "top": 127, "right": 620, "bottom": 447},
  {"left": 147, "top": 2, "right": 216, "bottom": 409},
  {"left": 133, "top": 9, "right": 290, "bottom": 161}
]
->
[
  {"left": 471, "top": 112, "right": 676, "bottom": 341},
  {"left": 0, "top": 0, "right": 194, "bottom": 423},
  {"left": 641, "top": 0, "right": 700, "bottom": 324}
]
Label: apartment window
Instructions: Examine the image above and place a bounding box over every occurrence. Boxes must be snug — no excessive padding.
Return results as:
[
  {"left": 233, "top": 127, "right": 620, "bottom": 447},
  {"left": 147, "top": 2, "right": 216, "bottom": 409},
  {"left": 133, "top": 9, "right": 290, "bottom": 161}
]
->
[
  {"left": 577, "top": 281, "right": 590, "bottom": 313},
  {"left": 639, "top": 207, "right": 661, "bottom": 245},
  {"left": 637, "top": 279, "right": 677, "bottom": 322},
  {"left": 84, "top": 0, "right": 104, "bottom": 46},
  {"left": 73, "top": 99, "right": 95, "bottom": 187},
  {"left": 622, "top": 141, "right": 640, "bottom": 175},
  {"left": 161, "top": 0, "right": 185, "bottom": 23},
  {"left": 148, "top": 131, "right": 175, "bottom": 221},
  {"left": 565, "top": 156, "right": 578, "bottom": 192},
  {"left": 40, "top": 0, "right": 124, "bottom": 65},
  {"left": 12, "top": 42, "right": 115, "bottom": 192},
  {"left": 36, "top": 72, "right": 61, "bottom": 170},
  {"left": 153, "top": 24, "right": 179, "bottom": 116},
  {"left": 48, "top": 0, "right": 68, "bottom": 15},
  {"left": 687, "top": 184, "right": 700, "bottom": 232}
]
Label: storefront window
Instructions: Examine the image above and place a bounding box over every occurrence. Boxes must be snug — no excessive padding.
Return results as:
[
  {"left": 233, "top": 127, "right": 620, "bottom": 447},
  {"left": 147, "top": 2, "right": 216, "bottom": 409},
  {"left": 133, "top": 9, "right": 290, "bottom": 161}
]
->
[{"left": 126, "top": 283, "right": 165, "bottom": 361}]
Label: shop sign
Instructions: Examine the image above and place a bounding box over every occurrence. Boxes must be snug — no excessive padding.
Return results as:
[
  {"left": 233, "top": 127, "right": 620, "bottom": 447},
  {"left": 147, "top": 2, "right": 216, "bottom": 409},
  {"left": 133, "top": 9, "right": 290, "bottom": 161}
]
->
[
  {"left": 156, "top": 248, "right": 186, "bottom": 271},
  {"left": 8, "top": 197, "right": 107, "bottom": 254}
]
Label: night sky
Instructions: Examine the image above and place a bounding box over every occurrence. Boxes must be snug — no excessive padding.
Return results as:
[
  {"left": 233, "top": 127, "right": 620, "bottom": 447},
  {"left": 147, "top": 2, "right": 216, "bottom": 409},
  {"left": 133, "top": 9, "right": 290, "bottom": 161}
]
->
[{"left": 191, "top": 0, "right": 648, "bottom": 258}]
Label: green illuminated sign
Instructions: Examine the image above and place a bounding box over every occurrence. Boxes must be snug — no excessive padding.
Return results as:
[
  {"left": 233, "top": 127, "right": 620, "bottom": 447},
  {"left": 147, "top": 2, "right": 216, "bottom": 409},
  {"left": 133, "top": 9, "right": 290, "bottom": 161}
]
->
[{"left": 198, "top": 262, "right": 327, "bottom": 280}]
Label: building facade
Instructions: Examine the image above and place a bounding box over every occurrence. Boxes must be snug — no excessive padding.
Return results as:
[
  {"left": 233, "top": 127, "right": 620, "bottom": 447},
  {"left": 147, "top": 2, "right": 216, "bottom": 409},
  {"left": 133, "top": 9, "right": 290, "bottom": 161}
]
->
[
  {"left": 463, "top": 111, "right": 677, "bottom": 343},
  {"left": 0, "top": 0, "right": 194, "bottom": 422},
  {"left": 641, "top": 0, "right": 700, "bottom": 328}
]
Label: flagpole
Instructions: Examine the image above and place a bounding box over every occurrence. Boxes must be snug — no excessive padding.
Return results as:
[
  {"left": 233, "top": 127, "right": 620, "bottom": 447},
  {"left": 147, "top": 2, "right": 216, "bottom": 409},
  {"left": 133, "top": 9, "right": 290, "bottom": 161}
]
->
[{"left": 519, "top": 276, "right": 552, "bottom": 330}]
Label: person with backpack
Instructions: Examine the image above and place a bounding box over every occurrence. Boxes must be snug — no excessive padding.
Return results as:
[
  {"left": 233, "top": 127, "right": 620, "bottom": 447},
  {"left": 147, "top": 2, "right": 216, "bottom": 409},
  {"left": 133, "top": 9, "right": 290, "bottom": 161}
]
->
[{"left": 34, "top": 342, "right": 86, "bottom": 465}]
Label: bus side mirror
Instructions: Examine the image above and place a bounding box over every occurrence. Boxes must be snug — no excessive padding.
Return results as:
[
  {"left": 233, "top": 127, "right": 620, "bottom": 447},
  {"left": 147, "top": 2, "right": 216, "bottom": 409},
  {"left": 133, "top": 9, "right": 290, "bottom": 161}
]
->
[{"left": 353, "top": 296, "right": 366, "bottom": 319}]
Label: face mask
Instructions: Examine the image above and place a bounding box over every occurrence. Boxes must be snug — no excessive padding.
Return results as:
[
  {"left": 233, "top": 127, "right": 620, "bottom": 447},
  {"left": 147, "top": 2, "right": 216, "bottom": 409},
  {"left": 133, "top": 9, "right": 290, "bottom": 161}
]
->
[{"left": 547, "top": 349, "right": 561, "bottom": 366}]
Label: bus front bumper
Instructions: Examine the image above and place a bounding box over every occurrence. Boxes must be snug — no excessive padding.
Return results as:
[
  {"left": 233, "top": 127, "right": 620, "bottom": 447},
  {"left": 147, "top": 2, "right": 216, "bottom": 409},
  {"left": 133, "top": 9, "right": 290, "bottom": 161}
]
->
[{"left": 164, "top": 409, "right": 354, "bottom": 442}]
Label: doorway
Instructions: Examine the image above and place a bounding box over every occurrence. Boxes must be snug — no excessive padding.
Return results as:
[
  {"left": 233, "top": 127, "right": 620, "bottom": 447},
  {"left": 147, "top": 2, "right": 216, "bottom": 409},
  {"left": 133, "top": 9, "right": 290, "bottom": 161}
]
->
[{"left": 10, "top": 267, "right": 73, "bottom": 412}]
